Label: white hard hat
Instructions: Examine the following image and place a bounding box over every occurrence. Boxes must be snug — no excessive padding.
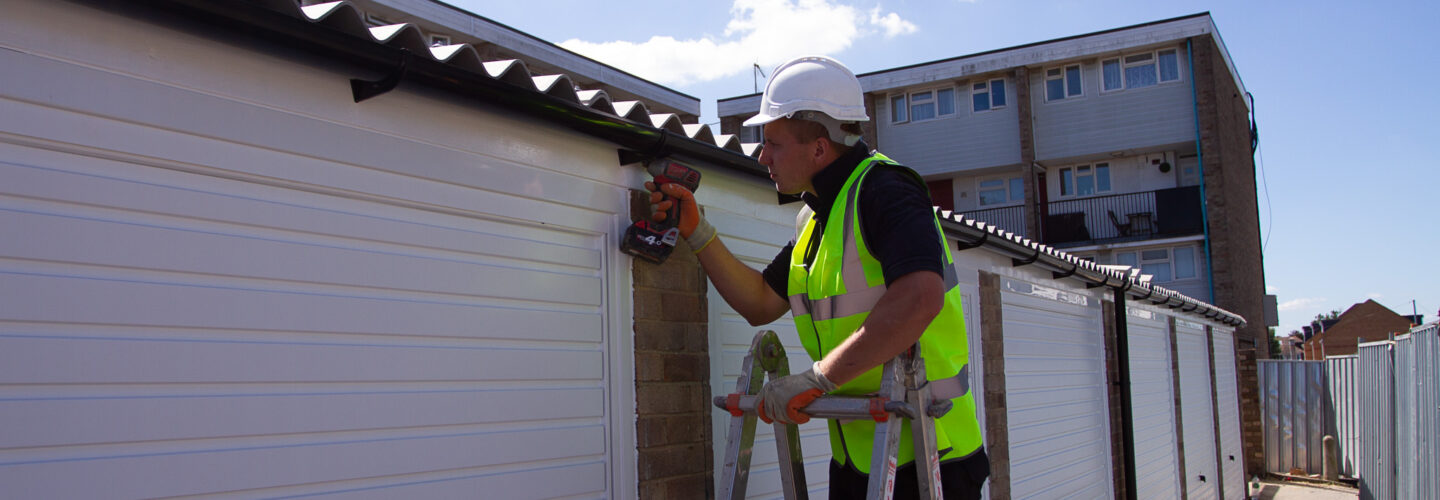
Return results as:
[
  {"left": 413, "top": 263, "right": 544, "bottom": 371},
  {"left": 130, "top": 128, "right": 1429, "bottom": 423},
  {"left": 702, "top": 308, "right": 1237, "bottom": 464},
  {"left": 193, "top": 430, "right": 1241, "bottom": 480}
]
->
[{"left": 744, "top": 56, "right": 869, "bottom": 131}]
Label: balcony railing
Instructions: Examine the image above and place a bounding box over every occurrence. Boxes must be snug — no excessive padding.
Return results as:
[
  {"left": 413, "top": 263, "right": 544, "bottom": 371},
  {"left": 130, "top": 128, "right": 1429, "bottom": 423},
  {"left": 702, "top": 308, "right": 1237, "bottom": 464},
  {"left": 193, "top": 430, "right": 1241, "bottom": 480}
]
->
[
  {"left": 1044, "top": 186, "right": 1203, "bottom": 245},
  {"left": 953, "top": 186, "right": 1204, "bottom": 247}
]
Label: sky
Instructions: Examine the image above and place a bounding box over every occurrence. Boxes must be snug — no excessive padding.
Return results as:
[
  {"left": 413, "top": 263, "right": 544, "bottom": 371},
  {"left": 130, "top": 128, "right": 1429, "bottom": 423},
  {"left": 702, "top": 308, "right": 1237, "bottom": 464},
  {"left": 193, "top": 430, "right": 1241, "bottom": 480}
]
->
[{"left": 444, "top": 0, "right": 1439, "bottom": 338}]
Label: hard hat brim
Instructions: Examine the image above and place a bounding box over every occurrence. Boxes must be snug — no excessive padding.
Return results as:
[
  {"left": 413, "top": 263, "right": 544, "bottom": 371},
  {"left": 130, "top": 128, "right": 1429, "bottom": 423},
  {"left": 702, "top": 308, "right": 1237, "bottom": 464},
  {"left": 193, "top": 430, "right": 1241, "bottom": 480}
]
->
[{"left": 741, "top": 112, "right": 783, "bottom": 128}]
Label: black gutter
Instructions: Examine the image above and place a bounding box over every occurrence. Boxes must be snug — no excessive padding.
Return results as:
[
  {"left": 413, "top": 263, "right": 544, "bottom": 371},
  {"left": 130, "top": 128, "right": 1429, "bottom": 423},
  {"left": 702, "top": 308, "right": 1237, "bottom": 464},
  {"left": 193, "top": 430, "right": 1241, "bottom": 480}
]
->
[{"left": 137, "top": 0, "right": 766, "bottom": 178}]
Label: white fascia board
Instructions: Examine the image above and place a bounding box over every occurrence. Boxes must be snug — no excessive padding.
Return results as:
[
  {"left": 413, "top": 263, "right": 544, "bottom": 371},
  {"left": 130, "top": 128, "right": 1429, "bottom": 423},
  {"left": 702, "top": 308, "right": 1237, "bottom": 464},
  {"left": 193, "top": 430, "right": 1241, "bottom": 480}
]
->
[
  {"left": 368, "top": 0, "right": 700, "bottom": 115},
  {"left": 716, "top": 95, "right": 762, "bottom": 119}
]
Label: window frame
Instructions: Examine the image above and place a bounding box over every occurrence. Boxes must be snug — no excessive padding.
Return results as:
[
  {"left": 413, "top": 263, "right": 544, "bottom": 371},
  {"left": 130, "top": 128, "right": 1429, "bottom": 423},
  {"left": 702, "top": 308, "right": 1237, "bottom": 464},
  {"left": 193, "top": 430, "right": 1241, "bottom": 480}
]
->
[
  {"left": 971, "top": 78, "right": 1007, "bottom": 112},
  {"left": 739, "top": 125, "right": 763, "bottom": 144},
  {"left": 1113, "top": 245, "right": 1200, "bottom": 283},
  {"left": 1057, "top": 162, "right": 1112, "bottom": 198},
  {"left": 976, "top": 175, "right": 1025, "bottom": 207},
  {"left": 1044, "top": 64, "right": 1084, "bottom": 102},
  {"left": 1101, "top": 48, "right": 1183, "bottom": 93},
  {"left": 890, "top": 94, "right": 908, "bottom": 123},
  {"left": 892, "top": 87, "right": 957, "bottom": 124}
]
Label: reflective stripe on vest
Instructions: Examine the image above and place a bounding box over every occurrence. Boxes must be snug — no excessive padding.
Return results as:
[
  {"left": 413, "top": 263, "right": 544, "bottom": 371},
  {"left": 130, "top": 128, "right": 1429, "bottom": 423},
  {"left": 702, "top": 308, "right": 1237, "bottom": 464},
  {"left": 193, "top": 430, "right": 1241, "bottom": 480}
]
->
[{"left": 786, "top": 153, "right": 983, "bottom": 473}]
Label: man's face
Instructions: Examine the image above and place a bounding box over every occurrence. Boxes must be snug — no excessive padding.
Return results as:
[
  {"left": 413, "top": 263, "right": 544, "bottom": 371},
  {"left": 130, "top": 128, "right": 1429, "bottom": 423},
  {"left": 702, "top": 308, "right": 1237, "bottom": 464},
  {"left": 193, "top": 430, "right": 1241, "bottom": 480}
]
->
[{"left": 758, "top": 119, "right": 823, "bottom": 195}]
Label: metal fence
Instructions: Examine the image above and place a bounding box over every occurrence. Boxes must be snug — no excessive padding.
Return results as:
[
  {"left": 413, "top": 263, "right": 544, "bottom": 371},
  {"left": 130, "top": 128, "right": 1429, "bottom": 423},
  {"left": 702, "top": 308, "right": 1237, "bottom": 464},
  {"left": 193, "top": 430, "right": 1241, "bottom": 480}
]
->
[
  {"left": 1261, "top": 325, "right": 1439, "bottom": 499},
  {"left": 1325, "top": 355, "right": 1359, "bottom": 478},
  {"left": 1394, "top": 324, "right": 1438, "bottom": 500},
  {"left": 1257, "top": 360, "right": 1326, "bottom": 474},
  {"left": 1358, "top": 339, "right": 1395, "bottom": 500}
]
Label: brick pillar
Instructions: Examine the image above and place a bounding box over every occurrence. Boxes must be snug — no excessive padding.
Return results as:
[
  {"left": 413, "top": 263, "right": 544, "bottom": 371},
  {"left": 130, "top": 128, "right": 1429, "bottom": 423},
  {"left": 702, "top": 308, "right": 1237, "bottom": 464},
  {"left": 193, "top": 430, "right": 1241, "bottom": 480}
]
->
[
  {"left": 1014, "top": 67, "right": 1040, "bottom": 240},
  {"left": 978, "top": 271, "right": 1011, "bottom": 499},
  {"left": 1102, "top": 300, "right": 1128, "bottom": 500},
  {"left": 630, "top": 190, "right": 714, "bottom": 499},
  {"left": 1190, "top": 34, "right": 1268, "bottom": 478}
]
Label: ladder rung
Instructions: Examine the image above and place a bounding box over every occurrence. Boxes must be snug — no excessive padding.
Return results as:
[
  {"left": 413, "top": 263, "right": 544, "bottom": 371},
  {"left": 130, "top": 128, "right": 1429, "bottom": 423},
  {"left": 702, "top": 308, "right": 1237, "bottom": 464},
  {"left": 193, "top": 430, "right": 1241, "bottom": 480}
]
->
[{"left": 715, "top": 394, "right": 924, "bottom": 421}]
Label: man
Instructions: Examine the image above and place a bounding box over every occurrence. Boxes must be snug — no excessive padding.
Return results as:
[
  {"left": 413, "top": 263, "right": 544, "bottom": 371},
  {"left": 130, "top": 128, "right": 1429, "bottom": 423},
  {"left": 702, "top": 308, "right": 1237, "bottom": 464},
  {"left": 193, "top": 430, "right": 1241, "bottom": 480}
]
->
[{"left": 648, "top": 56, "right": 988, "bottom": 499}]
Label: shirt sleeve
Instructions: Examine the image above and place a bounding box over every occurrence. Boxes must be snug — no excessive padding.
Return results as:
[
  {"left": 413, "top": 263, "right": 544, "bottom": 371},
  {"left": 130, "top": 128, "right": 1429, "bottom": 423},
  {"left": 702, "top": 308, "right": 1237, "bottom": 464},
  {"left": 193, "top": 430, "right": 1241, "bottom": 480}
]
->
[
  {"left": 858, "top": 166, "right": 946, "bottom": 285},
  {"left": 762, "top": 241, "right": 794, "bottom": 299}
]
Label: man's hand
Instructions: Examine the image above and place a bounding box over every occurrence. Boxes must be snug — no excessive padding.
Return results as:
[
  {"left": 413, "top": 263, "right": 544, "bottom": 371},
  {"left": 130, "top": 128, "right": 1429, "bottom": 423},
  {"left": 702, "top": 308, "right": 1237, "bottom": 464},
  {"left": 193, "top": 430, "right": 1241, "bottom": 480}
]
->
[
  {"left": 756, "top": 362, "right": 838, "bottom": 424},
  {"left": 646, "top": 182, "right": 715, "bottom": 253}
]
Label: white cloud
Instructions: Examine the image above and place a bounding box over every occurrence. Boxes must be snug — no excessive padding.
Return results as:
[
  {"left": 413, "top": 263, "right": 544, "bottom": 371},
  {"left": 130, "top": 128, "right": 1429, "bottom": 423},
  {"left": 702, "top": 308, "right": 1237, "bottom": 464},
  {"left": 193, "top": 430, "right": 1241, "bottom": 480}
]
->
[
  {"left": 1366, "top": 292, "right": 1384, "bottom": 299},
  {"left": 869, "top": 6, "right": 918, "bottom": 38},
  {"left": 558, "top": 0, "right": 917, "bottom": 86},
  {"left": 1266, "top": 285, "right": 1278, "bottom": 294},
  {"left": 1279, "top": 297, "right": 1326, "bottom": 312}
]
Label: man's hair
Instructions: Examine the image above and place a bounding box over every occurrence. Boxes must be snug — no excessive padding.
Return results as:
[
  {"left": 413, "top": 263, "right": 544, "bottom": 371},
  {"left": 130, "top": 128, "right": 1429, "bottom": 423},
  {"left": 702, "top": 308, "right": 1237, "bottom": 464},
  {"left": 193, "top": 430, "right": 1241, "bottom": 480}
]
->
[{"left": 790, "top": 119, "right": 865, "bottom": 149}]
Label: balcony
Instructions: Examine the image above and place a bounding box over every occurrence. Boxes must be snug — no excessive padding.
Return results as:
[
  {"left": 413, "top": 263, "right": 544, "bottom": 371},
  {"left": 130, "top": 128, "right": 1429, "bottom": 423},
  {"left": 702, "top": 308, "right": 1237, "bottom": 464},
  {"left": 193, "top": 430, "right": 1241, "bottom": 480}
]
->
[{"left": 956, "top": 186, "right": 1204, "bottom": 247}]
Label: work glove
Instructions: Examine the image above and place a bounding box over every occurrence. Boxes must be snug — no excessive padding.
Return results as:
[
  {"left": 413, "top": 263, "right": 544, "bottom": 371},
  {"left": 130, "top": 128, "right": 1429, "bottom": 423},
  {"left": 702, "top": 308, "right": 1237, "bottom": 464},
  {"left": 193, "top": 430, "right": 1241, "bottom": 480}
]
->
[
  {"left": 756, "top": 362, "right": 838, "bottom": 425},
  {"left": 646, "top": 181, "right": 716, "bottom": 254}
]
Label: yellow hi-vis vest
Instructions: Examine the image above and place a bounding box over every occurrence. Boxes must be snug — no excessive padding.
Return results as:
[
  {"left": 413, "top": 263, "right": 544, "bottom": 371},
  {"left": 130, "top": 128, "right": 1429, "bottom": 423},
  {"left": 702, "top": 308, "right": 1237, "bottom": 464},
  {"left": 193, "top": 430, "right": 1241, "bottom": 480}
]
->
[{"left": 787, "top": 153, "right": 983, "bottom": 473}]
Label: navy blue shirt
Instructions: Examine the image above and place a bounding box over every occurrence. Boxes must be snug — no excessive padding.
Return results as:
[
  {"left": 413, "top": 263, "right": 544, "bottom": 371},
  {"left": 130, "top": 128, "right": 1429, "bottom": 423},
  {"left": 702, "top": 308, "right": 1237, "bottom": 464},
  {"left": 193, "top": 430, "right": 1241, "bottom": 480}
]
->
[{"left": 762, "top": 142, "right": 946, "bottom": 299}]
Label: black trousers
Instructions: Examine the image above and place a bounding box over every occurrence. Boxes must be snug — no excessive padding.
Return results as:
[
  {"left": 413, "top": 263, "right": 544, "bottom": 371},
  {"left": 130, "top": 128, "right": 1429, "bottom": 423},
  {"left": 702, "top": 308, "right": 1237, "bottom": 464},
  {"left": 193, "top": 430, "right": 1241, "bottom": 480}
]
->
[{"left": 827, "top": 448, "right": 989, "bottom": 500}]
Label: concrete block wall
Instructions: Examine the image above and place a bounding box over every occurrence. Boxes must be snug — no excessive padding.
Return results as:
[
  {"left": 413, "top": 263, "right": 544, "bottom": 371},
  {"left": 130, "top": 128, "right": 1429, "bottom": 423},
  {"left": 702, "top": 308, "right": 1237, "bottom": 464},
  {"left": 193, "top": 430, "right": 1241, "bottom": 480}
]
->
[{"left": 629, "top": 190, "right": 715, "bottom": 499}]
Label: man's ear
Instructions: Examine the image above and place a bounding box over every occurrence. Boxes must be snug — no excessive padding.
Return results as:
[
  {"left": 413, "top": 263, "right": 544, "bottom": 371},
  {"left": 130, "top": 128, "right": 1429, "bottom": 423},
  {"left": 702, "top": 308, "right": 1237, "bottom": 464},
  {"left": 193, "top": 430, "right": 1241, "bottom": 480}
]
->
[{"left": 811, "top": 137, "right": 831, "bottom": 164}]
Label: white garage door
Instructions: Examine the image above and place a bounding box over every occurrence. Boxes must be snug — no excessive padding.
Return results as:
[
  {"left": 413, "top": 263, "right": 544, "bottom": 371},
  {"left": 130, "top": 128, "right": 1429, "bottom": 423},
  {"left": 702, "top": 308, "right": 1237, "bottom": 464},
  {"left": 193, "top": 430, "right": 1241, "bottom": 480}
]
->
[
  {"left": 0, "top": 22, "right": 628, "bottom": 498},
  {"left": 1126, "top": 306, "right": 1182, "bottom": 499},
  {"left": 1211, "top": 326, "right": 1245, "bottom": 500},
  {"left": 703, "top": 189, "right": 829, "bottom": 498},
  {"left": 1001, "top": 278, "right": 1113, "bottom": 500},
  {"left": 1176, "top": 319, "right": 1218, "bottom": 499}
]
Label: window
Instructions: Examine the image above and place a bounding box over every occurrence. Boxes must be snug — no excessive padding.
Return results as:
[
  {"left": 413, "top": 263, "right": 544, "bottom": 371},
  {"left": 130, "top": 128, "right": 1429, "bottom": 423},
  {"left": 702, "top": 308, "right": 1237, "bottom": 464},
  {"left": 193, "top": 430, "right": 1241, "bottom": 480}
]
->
[
  {"left": 1172, "top": 246, "right": 1197, "bottom": 279},
  {"left": 739, "top": 125, "right": 762, "bottom": 144},
  {"left": 1113, "top": 245, "right": 1200, "bottom": 282},
  {"left": 911, "top": 91, "right": 935, "bottom": 121},
  {"left": 429, "top": 35, "right": 452, "bottom": 47},
  {"left": 1058, "top": 163, "right": 1111, "bottom": 197},
  {"left": 972, "top": 78, "right": 1006, "bottom": 112},
  {"left": 890, "top": 94, "right": 907, "bottom": 123},
  {"left": 1102, "top": 48, "right": 1181, "bottom": 92},
  {"left": 1046, "top": 64, "right": 1083, "bottom": 101},
  {"left": 937, "top": 88, "right": 956, "bottom": 116},
  {"left": 978, "top": 176, "right": 1025, "bottom": 206},
  {"left": 1140, "top": 249, "right": 1172, "bottom": 282},
  {"left": 893, "top": 88, "right": 956, "bottom": 123}
]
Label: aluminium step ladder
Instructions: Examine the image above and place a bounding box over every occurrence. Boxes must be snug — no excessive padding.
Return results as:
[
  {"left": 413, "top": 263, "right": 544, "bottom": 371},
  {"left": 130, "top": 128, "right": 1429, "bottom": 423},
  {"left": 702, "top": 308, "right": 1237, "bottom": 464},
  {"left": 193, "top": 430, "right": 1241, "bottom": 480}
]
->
[{"left": 713, "top": 330, "right": 952, "bottom": 500}]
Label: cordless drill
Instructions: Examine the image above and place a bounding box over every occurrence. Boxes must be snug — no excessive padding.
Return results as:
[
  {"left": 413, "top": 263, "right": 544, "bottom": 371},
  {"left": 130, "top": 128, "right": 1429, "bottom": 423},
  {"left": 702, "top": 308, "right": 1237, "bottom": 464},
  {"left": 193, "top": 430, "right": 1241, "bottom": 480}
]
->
[{"left": 621, "top": 159, "right": 702, "bottom": 264}]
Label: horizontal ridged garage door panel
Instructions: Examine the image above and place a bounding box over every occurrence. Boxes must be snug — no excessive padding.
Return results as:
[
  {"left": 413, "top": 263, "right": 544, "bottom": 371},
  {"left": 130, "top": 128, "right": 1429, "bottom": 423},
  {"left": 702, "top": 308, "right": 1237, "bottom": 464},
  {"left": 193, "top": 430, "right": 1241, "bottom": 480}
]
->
[
  {"left": 1001, "top": 279, "right": 1113, "bottom": 500},
  {"left": 1126, "top": 309, "right": 1182, "bottom": 499},
  {"left": 1212, "top": 327, "right": 1245, "bottom": 499},
  {"left": 1177, "top": 321, "right": 1218, "bottom": 499},
  {"left": 0, "top": 388, "right": 604, "bottom": 449},
  {"left": 285, "top": 462, "right": 608, "bottom": 499},
  {"left": 0, "top": 425, "right": 606, "bottom": 499},
  {"left": 0, "top": 334, "right": 602, "bottom": 383}
]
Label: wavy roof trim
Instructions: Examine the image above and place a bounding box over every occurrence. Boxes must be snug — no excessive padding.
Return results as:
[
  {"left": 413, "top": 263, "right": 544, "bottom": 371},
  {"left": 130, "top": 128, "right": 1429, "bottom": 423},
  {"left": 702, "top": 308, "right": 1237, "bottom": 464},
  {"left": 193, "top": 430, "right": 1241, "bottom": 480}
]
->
[
  {"left": 934, "top": 209, "right": 1247, "bottom": 327},
  {"left": 271, "top": 0, "right": 755, "bottom": 156}
]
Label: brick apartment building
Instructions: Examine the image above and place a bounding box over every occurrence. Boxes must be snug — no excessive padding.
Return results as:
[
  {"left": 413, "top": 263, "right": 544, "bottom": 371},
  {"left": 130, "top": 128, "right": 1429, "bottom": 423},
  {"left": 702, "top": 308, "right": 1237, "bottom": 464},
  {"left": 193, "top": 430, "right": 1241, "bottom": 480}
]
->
[{"left": 719, "top": 12, "right": 1272, "bottom": 476}]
